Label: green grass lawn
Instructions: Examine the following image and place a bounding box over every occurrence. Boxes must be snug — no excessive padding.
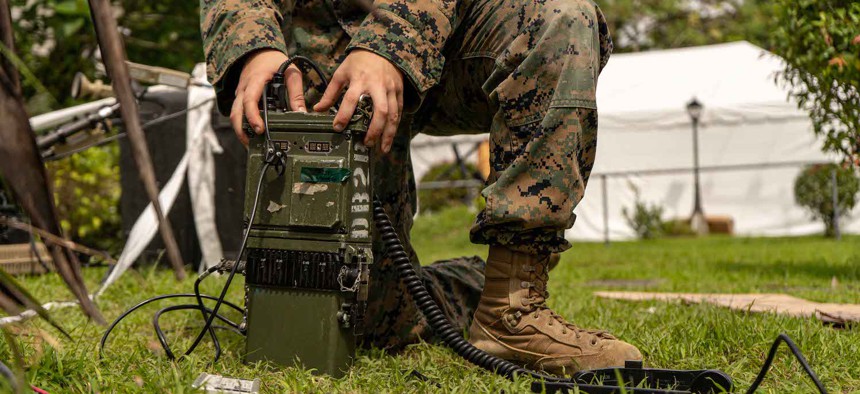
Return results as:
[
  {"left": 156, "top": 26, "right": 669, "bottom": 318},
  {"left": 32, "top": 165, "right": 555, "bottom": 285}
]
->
[{"left": 1, "top": 205, "right": 859, "bottom": 393}]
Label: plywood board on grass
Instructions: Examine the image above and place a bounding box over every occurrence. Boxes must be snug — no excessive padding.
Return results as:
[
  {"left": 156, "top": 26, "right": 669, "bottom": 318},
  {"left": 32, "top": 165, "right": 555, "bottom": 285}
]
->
[{"left": 595, "top": 291, "right": 860, "bottom": 324}]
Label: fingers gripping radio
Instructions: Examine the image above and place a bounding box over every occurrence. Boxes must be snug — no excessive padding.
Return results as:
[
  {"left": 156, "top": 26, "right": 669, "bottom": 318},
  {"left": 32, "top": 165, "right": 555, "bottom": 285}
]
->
[{"left": 241, "top": 56, "right": 373, "bottom": 377}]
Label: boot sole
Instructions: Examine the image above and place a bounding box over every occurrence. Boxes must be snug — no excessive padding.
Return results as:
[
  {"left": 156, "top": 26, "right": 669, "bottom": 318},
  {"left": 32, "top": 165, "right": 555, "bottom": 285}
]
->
[{"left": 471, "top": 320, "right": 582, "bottom": 376}]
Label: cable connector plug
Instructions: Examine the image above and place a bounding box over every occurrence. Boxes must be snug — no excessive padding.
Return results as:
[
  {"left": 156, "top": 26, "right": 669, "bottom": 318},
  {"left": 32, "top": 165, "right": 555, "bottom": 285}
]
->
[
  {"left": 263, "top": 143, "right": 287, "bottom": 176},
  {"left": 215, "top": 259, "right": 245, "bottom": 275}
]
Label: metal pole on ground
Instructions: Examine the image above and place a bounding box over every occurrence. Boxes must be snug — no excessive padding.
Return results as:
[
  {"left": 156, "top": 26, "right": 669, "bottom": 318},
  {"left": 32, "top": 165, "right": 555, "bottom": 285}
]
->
[
  {"left": 601, "top": 174, "right": 609, "bottom": 246},
  {"left": 831, "top": 166, "right": 841, "bottom": 241},
  {"left": 686, "top": 98, "right": 708, "bottom": 236}
]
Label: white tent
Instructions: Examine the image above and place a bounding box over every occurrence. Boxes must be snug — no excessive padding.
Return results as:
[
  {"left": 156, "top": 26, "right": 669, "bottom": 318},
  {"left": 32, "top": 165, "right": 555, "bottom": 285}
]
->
[{"left": 411, "top": 41, "right": 860, "bottom": 241}]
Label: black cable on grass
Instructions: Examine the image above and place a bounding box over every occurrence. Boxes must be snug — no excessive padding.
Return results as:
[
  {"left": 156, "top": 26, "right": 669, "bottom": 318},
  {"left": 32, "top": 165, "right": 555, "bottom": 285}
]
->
[
  {"left": 746, "top": 333, "right": 827, "bottom": 394},
  {"left": 188, "top": 266, "right": 222, "bottom": 361},
  {"left": 159, "top": 325, "right": 241, "bottom": 336},
  {"left": 99, "top": 293, "right": 243, "bottom": 360},
  {"left": 100, "top": 111, "right": 274, "bottom": 365},
  {"left": 194, "top": 266, "right": 219, "bottom": 318},
  {"left": 118, "top": 59, "right": 301, "bottom": 364},
  {"left": 153, "top": 304, "right": 242, "bottom": 362},
  {"left": 183, "top": 161, "right": 270, "bottom": 358},
  {"left": 407, "top": 370, "right": 443, "bottom": 389}
]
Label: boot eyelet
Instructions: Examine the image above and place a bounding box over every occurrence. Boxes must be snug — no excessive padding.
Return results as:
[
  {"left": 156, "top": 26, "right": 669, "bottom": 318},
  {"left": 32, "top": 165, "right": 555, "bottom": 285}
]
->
[{"left": 591, "top": 339, "right": 598, "bottom": 346}]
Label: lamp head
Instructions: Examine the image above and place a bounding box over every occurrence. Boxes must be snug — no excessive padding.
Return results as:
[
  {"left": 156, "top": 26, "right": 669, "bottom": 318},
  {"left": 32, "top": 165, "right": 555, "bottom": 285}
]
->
[{"left": 686, "top": 98, "right": 703, "bottom": 121}]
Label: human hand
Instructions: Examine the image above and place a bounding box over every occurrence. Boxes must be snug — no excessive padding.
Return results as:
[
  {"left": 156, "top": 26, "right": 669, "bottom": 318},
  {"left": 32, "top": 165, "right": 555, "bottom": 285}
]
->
[
  {"left": 230, "top": 49, "right": 306, "bottom": 145},
  {"left": 313, "top": 49, "right": 404, "bottom": 153}
]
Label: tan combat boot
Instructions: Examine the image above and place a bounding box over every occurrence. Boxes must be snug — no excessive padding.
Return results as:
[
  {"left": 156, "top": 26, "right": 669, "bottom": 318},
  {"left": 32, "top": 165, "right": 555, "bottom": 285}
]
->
[{"left": 469, "top": 246, "right": 642, "bottom": 376}]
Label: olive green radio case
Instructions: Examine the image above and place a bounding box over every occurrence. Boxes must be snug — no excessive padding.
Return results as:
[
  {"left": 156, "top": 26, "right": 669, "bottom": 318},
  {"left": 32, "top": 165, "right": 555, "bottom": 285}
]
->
[{"left": 242, "top": 109, "right": 372, "bottom": 377}]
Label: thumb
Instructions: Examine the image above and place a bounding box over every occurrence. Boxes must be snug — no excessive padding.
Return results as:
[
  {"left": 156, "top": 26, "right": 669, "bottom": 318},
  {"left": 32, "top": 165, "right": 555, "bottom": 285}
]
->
[{"left": 285, "top": 64, "right": 306, "bottom": 112}]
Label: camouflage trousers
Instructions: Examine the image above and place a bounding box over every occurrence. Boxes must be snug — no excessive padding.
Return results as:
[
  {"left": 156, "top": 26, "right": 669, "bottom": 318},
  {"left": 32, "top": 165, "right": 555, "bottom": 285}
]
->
[{"left": 292, "top": 0, "right": 609, "bottom": 349}]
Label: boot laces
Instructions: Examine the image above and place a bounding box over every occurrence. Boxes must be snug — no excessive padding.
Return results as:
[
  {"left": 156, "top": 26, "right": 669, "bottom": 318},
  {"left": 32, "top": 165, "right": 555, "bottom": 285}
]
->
[{"left": 523, "top": 259, "right": 615, "bottom": 340}]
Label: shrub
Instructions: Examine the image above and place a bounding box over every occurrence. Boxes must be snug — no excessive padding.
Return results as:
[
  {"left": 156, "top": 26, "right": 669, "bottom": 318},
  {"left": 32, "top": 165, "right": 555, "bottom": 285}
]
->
[
  {"left": 794, "top": 163, "right": 860, "bottom": 237},
  {"left": 662, "top": 219, "right": 695, "bottom": 238},
  {"left": 622, "top": 182, "right": 665, "bottom": 240},
  {"left": 46, "top": 145, "right": 122, "bottom": 252},
  {"left": 418, "top": 162, "right": 481, "bottom": 214}
]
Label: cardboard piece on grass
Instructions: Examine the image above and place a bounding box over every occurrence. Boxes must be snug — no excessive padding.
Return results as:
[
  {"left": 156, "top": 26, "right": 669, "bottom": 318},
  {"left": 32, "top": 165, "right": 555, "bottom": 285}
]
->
[{"left": 595, "top": 291, "right": 860, "bottom": 324}]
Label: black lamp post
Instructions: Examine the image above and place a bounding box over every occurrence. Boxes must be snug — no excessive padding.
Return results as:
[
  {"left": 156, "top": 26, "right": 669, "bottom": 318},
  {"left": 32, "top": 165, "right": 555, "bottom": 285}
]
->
[{"left": 686, "top": 98, "right": 707, "bottom": 235}]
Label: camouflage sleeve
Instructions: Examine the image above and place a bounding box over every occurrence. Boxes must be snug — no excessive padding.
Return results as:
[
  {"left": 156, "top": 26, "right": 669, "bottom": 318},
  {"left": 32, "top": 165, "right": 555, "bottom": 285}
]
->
[
  {"left": 201, "top": 0, "right": 291, "bottom": 113},
  {"left": 345, "top": 0, "right": 456, "bottom": 110}
]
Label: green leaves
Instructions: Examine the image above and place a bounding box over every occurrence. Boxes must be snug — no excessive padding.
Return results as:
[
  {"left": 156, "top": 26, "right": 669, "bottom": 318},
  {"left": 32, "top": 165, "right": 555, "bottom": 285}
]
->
[
  {"left": 46, "top": 145, "right": 121, "bottom": 252},
  {"left": 621, "top": 182, "right": 666, "bottom": 240},
  {"left": 599, "top": 0, "right": 776, "bottom": 53},
  {"left": 11, "top": 0, "right": 202, "bottom": 114},
  {"left": 60, "top": 18, "right": 85, "bottom": 36},
  {"left": 600, "top": 0, "right": 858, "bottom": 165},
  {"left": 771, "top": 1, "right": 860, "bottom": 164},
  {"left": 53, "top": 0, "right": 89, "bottom": 16},
  {"left": 54, "top": 0, "right": 89, "bottom": 36},
  {"left": 793, "top": 163, "right": 860, "bottom": 237}
]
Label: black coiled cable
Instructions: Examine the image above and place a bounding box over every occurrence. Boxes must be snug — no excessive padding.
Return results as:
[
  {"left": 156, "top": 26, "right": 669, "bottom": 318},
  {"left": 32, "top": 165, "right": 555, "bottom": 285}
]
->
[
  {"left": 370, "top": 196, "right": 567, "bottom": 385},
  {"left": 372, "top": 196, "right": 829, "bottom": 393}
]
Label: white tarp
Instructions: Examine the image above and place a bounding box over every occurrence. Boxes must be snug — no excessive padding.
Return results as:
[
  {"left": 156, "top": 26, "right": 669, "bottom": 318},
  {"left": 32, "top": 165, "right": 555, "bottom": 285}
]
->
[
  {"left": 98, "top": 65, "right": 221, "bottom": 295},
  {"left": 410, "top": 41, "right": 859, "bottom": 241},
  {"left": 186, "top": 64, "right": 224, "bottom": 272}
]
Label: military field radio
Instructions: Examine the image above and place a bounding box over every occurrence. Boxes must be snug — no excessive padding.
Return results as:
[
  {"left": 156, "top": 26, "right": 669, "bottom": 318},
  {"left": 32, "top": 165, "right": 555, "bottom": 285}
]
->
[
  {"left": 240, "top": 58, "right": 373, "bottom": 377},
  {"left": 234, "top": 59, "right": 741, "bottom": 392},
  {"left": 100, "top": 57, "right": 826, "bottom": 394}
]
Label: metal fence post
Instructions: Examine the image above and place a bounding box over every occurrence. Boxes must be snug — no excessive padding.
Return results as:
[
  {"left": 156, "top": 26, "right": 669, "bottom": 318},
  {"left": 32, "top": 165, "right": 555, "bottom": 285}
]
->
[
  {"left": 601, "top": 174, "right": 609, "bottom": 246},
  {"left": 831, "top": 167, "right": 841, "bottom": 241}
]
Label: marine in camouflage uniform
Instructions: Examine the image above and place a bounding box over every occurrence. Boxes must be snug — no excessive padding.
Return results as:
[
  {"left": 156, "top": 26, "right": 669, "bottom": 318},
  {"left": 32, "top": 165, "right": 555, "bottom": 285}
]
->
[{"left": 203, "top": 0, "right": 641, "bottom": 373}]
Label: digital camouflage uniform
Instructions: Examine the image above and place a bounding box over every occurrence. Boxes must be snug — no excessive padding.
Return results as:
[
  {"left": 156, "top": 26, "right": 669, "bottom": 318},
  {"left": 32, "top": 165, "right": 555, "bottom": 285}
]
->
[{"left": 201, "top": 0, "right": 611, "bottom": 349}]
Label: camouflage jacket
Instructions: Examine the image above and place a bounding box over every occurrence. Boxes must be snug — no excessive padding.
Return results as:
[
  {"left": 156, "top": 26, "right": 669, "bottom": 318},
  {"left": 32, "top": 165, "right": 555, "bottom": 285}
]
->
[{"left": 201, "top": 0, "right": 450, "bottom": 111}]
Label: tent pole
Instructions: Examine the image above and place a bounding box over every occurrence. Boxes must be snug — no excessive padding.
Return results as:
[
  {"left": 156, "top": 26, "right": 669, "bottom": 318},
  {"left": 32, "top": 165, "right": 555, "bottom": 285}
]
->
[
  {"left": 601, "top": 174, "right": 609, "bottom": 246},
  {"left": 831, "top": 167, "right": 841, "bottom": 240}
]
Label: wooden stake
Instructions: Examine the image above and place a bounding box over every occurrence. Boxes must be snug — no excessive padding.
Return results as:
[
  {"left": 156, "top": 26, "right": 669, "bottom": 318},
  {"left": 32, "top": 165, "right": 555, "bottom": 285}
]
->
[
  {"left": 87, "top": 0, "right": 186, "bottom": 279},
  {"left": 0, "top": 0, "right": 18, "bottom": 96},
  {"left": 0, "top": 0, "right": 106, "bottom": 323}
]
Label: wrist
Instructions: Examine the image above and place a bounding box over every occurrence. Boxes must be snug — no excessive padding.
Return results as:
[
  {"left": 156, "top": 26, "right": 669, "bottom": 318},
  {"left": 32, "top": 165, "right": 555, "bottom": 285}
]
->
[{"left": 242, "top": 48, "right": 288, "bottom": 72}]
